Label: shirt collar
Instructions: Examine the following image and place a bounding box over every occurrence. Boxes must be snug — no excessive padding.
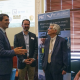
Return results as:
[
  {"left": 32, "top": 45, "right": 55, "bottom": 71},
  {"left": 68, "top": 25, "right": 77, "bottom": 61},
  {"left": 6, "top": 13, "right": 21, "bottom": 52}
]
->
[
  {"left": 0, "top": 27, "right": 6, "bottom": 33},
  {"left": 23, "top": 31, "right": 29, "bottom": 35},
  {"left": 51, "top": 35, "right": 57, "bottom": 41}
]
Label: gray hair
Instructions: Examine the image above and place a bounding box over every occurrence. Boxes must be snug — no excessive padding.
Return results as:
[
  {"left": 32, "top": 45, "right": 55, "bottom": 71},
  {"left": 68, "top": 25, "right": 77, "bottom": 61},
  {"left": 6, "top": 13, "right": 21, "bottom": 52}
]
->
[{"left": 50, "top": 23, "right": 60, "bottom": 35}]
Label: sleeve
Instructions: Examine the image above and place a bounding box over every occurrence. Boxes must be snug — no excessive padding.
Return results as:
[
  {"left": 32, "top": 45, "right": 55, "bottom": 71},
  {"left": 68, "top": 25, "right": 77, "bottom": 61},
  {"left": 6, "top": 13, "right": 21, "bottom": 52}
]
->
[
  {"left": 61, "top": 39, "right": 68, "bottom": 72},
  {"left": 0, "top": 32, "right": 15, "bottom": 57},
  {"left": 14, "top": 35, "right": 24, "bottom": 62},
  {"left": 33, "top": 35, "right": 38, "bottom": 60}
]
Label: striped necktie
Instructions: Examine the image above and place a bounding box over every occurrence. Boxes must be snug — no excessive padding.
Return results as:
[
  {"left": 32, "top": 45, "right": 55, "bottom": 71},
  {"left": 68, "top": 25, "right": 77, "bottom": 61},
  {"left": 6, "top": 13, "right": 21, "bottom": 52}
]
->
[
  {"left": 5, "top": 32, "right": 8, "bottom": 39},
  {"left": 48, "top": 39, "right": 53, "bottom": 63}
]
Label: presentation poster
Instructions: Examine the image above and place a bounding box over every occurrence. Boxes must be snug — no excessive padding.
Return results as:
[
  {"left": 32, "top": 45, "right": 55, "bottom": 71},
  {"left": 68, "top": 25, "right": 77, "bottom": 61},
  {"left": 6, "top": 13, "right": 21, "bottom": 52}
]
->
[
  {"left": 38, "top": 9, "right": 71, "bottom": 80},
  {"left": 0, "top": 0, "right": 35, "bottom": 27}
]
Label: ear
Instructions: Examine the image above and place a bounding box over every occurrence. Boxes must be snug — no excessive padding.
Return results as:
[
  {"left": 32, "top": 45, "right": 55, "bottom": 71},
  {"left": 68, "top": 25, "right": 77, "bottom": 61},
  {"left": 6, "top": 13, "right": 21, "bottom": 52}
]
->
[
  {"left": 22, "top": 25, "right": 23, "bottom": 27},
  {"left": 55, "top": 30, "right": 57, "bottom": 34}
]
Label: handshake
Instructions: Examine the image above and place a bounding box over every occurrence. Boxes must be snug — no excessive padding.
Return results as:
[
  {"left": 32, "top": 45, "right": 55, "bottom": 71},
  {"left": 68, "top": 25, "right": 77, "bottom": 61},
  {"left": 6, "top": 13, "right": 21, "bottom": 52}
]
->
[{"left": 14, "top": 47, "right": 27, "bottom": 55}]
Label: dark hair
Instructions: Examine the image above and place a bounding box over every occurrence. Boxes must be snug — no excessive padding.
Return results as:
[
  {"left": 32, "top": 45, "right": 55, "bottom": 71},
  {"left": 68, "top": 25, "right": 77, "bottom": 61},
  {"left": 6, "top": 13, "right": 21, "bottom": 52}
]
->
[
  {"left": 22, "top": 19, "right": 30, "bottom": 25},
  {"left": 0, "top": 14, "right": 9, "bottom": 21}
]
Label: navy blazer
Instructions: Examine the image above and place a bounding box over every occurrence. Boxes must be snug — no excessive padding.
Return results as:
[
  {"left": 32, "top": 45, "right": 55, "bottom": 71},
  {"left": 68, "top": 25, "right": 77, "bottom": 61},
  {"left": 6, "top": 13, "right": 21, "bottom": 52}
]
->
[
  {"left": 14, "top": 31, "right": 38, "bottom": 69},
  {"left": 42, "top": 35, "right": 68, "bottom": 74},
  {"left": 0, "top": 29, "right": 15, "bottom": 75}
]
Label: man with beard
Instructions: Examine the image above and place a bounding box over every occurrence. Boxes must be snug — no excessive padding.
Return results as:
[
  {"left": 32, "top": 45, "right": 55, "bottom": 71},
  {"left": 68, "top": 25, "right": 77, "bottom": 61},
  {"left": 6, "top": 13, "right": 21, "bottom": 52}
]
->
[{"left": 14, "top": 19, "right": 38, "bottom": 80}]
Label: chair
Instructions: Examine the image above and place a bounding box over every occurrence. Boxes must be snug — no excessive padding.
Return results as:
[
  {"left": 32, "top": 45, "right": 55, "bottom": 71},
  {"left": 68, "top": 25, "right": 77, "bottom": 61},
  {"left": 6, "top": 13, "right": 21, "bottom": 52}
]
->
[{"left": 10, "top": 68, "right": 16, "bottom": 80}]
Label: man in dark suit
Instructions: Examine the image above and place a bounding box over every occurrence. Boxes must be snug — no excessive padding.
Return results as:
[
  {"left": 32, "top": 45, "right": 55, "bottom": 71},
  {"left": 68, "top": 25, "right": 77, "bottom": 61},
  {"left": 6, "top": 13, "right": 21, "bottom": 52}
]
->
[
  {"left": 0, "top": 14, "right": 27, "bottom": 80},
  {"left": 14, "top": 19, "right": 38, "bottom": 80},
  {"left": 42, "top": 23, "right": 68, "bottom": 80}
]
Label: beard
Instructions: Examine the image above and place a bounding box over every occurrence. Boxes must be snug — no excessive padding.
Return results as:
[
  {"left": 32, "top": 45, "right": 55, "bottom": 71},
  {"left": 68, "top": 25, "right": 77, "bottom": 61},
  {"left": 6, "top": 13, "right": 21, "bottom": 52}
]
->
[{"left": 24, "top": 27, "right": 29, "bottom": 31}]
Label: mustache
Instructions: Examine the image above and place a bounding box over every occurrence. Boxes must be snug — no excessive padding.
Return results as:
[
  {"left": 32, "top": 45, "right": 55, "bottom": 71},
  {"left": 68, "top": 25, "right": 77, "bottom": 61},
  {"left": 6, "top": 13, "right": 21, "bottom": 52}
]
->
[{"left": 25, "top": 27, "right": 29, "bottom": 28}]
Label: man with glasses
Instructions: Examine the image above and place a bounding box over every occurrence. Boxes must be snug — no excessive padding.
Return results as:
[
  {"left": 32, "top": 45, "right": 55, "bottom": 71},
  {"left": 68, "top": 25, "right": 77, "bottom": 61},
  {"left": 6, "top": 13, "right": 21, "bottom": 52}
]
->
[{"left": 42, "top": 23, "right": 68, "bottom": 80}]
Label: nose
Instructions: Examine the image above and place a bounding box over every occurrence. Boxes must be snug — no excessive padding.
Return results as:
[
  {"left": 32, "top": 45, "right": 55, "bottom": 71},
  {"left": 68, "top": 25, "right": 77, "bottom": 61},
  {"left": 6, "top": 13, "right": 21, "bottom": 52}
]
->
[{"left": 48, "top": 28, "right": 50, "bottom": 31}]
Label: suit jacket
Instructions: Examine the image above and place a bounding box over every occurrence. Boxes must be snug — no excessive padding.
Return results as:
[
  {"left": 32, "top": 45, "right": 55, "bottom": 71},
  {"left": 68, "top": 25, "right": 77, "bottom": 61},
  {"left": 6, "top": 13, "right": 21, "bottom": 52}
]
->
[
  {"left": 0, "top": 29, "right": 15, "bottom": 75},
  {"left": 14, "top": 31, "right": 38, "bottom": 69},
  {"left": 42, "top": 35, "right": 68, "bottom": 74}
]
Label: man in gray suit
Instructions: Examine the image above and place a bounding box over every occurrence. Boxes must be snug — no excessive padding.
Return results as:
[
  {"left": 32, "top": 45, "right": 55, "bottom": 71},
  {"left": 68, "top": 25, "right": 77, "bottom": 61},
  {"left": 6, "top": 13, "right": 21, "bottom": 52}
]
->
[
  {"left": 14, "top": 19, "right": 38, "bottom": 80},
  {"left": 0, "top": 14, "right": 27, "bottom": 80},
  {"left": 42, "top": 23, "right": 68, "bottom": 80}
]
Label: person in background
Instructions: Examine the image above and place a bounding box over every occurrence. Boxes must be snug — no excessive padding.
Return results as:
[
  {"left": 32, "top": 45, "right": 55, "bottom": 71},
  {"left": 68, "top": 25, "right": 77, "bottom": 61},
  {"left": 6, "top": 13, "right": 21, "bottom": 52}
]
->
[
  {"left": 42, "top": 23, "right": 68, "bottom": 80},
  {"left": 74, "top": 71, "right": 80, "bottom": 80},
  {"left": 14, "top": 19, "right": 38, "bottom": 80},
  {"left": 0, "top": 14, "right": 27, "bottom": 80}
]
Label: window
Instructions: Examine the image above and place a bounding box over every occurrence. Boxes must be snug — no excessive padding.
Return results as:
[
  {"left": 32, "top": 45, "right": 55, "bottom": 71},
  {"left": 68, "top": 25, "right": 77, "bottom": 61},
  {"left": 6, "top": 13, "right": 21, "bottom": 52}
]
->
[{"left": 45, "top": 0, "right": 80, "bottom": 59}]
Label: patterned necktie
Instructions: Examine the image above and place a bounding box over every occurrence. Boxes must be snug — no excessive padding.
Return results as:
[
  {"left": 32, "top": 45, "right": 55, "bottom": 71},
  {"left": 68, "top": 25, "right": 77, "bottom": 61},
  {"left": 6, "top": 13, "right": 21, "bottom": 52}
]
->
[
  {"left": 48, "top": 39, "right": 53, "bottom": 63},
  {"left": 5, "top": 32, "right": 8, "bottom": 38}
]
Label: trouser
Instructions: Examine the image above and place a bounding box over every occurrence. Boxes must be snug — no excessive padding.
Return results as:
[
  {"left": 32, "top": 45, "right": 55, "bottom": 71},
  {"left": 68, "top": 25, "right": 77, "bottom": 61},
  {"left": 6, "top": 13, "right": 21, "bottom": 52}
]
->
[
  {"left": 45, "top": 63, "right": 63, "bottom": 80},
  {"left": 0, "top": 74, "right": 11, "bottom": 80},
  {"left": 18, "top": 64, "right": 35, "bottom": 80}
]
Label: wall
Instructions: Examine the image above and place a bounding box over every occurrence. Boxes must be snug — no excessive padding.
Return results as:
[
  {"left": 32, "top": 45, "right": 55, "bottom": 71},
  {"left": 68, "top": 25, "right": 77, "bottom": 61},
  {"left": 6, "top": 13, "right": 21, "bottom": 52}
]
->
[
  {"left": 6, "top": 27, "right": 35, "bottom": 46},
  {"left": 6, "top": 0, "right": 44, "bottom": 46}
]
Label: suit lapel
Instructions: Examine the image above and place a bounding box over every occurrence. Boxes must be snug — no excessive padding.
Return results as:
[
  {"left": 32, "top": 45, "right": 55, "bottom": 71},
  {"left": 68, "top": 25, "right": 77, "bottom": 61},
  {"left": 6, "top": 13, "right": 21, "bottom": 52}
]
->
[
  {"left": 29, "top": 32, "right": 31, "bottom": 50},
  {"left": 20, "top": 32, "right": 26, "bottom": 49},
  {"left": 0, "top": 29, "right": 11, "bottom": 49},
  {"left": 46, "top": 36, "right": 51, "bottom": 55},
  {"left": 52, "top": 36, "right": 59, "bottom": 53}
]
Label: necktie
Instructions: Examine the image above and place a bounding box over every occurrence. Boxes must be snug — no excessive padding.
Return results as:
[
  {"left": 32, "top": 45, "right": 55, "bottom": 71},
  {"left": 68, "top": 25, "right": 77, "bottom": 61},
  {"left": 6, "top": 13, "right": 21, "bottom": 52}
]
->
[
  {"left": 48, "top": 39, "right": 53, "bottom": 63},
  {"left": 5, "top": 32, "right": 8, "bottom": 39}
]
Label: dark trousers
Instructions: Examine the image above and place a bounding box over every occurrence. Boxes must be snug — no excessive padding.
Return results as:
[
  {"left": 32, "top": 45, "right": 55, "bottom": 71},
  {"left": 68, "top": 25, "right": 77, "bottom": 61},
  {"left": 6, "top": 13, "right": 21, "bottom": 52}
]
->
[
  {"left": 45, "top": 63, "right": 63, "bottom": 80},
  {"left": 0, "top": 74, "right": 11, "bottom": 80}
]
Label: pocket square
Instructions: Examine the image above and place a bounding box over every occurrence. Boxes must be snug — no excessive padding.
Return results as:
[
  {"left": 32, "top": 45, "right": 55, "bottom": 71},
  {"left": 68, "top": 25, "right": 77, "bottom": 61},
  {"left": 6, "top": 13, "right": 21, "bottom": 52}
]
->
[{"left": 31, "top": 37, "right": 34, "bottom": 40}]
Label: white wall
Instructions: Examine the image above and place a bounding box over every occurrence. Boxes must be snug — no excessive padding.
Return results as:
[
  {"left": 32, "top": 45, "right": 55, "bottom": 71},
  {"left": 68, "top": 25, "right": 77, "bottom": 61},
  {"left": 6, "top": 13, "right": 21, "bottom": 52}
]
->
[
  {"left": 6, "top": 0, "right": 44, "bottom": 46},
  {"left": 6, "top": 27, "right": 35, "bottom": 46}
]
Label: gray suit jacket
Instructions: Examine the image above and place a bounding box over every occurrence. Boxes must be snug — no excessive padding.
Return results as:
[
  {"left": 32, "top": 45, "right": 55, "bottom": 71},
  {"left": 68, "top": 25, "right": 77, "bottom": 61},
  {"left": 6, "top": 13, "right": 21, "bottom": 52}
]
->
[{"left": 14, "top": 31, "right": 38, "bottom": 69}]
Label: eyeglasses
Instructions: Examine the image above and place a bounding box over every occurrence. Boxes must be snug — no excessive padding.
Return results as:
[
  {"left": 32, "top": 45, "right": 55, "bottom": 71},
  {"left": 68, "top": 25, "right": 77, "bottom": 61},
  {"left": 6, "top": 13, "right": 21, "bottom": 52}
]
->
[
  {"left": 48, "top": 28, "right": 52, "bottom": 29},
  {"left": 48, "top": 28, "right": 53, "bottom": 30}
]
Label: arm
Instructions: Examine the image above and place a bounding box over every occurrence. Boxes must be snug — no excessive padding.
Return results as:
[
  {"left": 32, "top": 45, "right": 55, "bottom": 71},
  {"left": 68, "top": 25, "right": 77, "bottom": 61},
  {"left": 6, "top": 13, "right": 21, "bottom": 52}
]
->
[
  {"left": 74, "top": 71, "right": 80, "bottom": 80},
  {"left": 14, "top": 35, "right": 24, "bottom": 62},
  {"left": 62, "top": 39, "right": 68, "bottom": 75},
  {"left": 33, "top": 35, "right": 38, "bottom": 59},
  {"left": 0, "top": 32, "right": 15, "bottom": 57},
  {"left": 29, "top": 35, "right": 38, "bottom": 64}
]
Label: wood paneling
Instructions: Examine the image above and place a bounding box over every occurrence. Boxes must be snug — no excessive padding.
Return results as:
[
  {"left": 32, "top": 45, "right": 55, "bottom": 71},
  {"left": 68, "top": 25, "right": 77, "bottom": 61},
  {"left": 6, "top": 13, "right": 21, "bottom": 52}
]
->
[{"left": 45, "top": 0, "right": 80, "bottom": 52}]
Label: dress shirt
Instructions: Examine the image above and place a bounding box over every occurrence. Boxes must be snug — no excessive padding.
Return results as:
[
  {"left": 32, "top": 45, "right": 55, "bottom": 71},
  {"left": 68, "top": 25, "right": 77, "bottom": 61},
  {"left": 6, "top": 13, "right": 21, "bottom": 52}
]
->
[
  {"left": 23, "top": 31, "right": 29, "bottom": 57},
  {"left": 0, "top": 27, "right": 6, "bottom": 33},
  {"left": 48, "top": 35, "right": 57, "bottom": 63},
  {"left": 22, "top": 31, "right": 35, "bottom": 62}
]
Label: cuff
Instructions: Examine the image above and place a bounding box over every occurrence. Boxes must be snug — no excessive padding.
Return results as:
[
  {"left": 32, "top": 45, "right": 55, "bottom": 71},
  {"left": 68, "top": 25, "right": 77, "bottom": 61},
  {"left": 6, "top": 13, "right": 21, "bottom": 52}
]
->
[{"left": 22, "top": 59, "right": 25, "bottom": 63}]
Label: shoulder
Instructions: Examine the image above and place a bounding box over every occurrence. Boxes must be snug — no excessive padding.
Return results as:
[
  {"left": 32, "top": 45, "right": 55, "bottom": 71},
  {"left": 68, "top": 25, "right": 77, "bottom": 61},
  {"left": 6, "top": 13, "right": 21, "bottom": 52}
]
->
[
  {"left": 29, "top": 32, "right": 36, "bottom": 37},
  {"left": 0, "top": 30, "right": 5, "bottom": 39},
  {"left": 57, "top": 36, "right": 65, "bottom": 40},
  {"left": 15, "top": 31, "right": 23, "bottom": 37},
  {"left": 57, "top": 36, "right": 67, "bottom": 43}
]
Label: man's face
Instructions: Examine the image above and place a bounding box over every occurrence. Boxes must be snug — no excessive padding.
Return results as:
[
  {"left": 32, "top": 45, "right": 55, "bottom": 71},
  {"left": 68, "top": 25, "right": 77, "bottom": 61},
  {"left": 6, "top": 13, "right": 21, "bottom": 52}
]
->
[
  {"left": 22, "top": 20, "right": 30, "bottom": 31},
  {"left": 0, "top": 16, "right": 9, "bottom": 30},
  {"left": 47, "top": 25, "right": 57, "bottom": 35}
]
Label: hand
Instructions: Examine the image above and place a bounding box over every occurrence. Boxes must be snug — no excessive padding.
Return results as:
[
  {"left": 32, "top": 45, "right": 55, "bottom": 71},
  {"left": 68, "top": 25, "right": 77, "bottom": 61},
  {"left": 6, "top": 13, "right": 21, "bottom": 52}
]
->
[
  {"left": 29, "top": 58, "right": 35, "bottom": 62},
  {"left": 24, "top": 59, "right": 31, "bottom": 64},
  {"left": 43, "top": 69, "right": 45, "bottom": 73},
  {"left": 24, "top": 58, "right": 35, "bottom": 64},
  {"left": 62, "top": 70, "right": 66, "bottom": 75},
  {"left": 14, "top": 47, "right": 27, "bottom": 55},
  {"left": 74, "top": 71, "right": 80, "bottom": 80},
  {"left": 41, "top": 38, "right": 46, "bottom": 44}
]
